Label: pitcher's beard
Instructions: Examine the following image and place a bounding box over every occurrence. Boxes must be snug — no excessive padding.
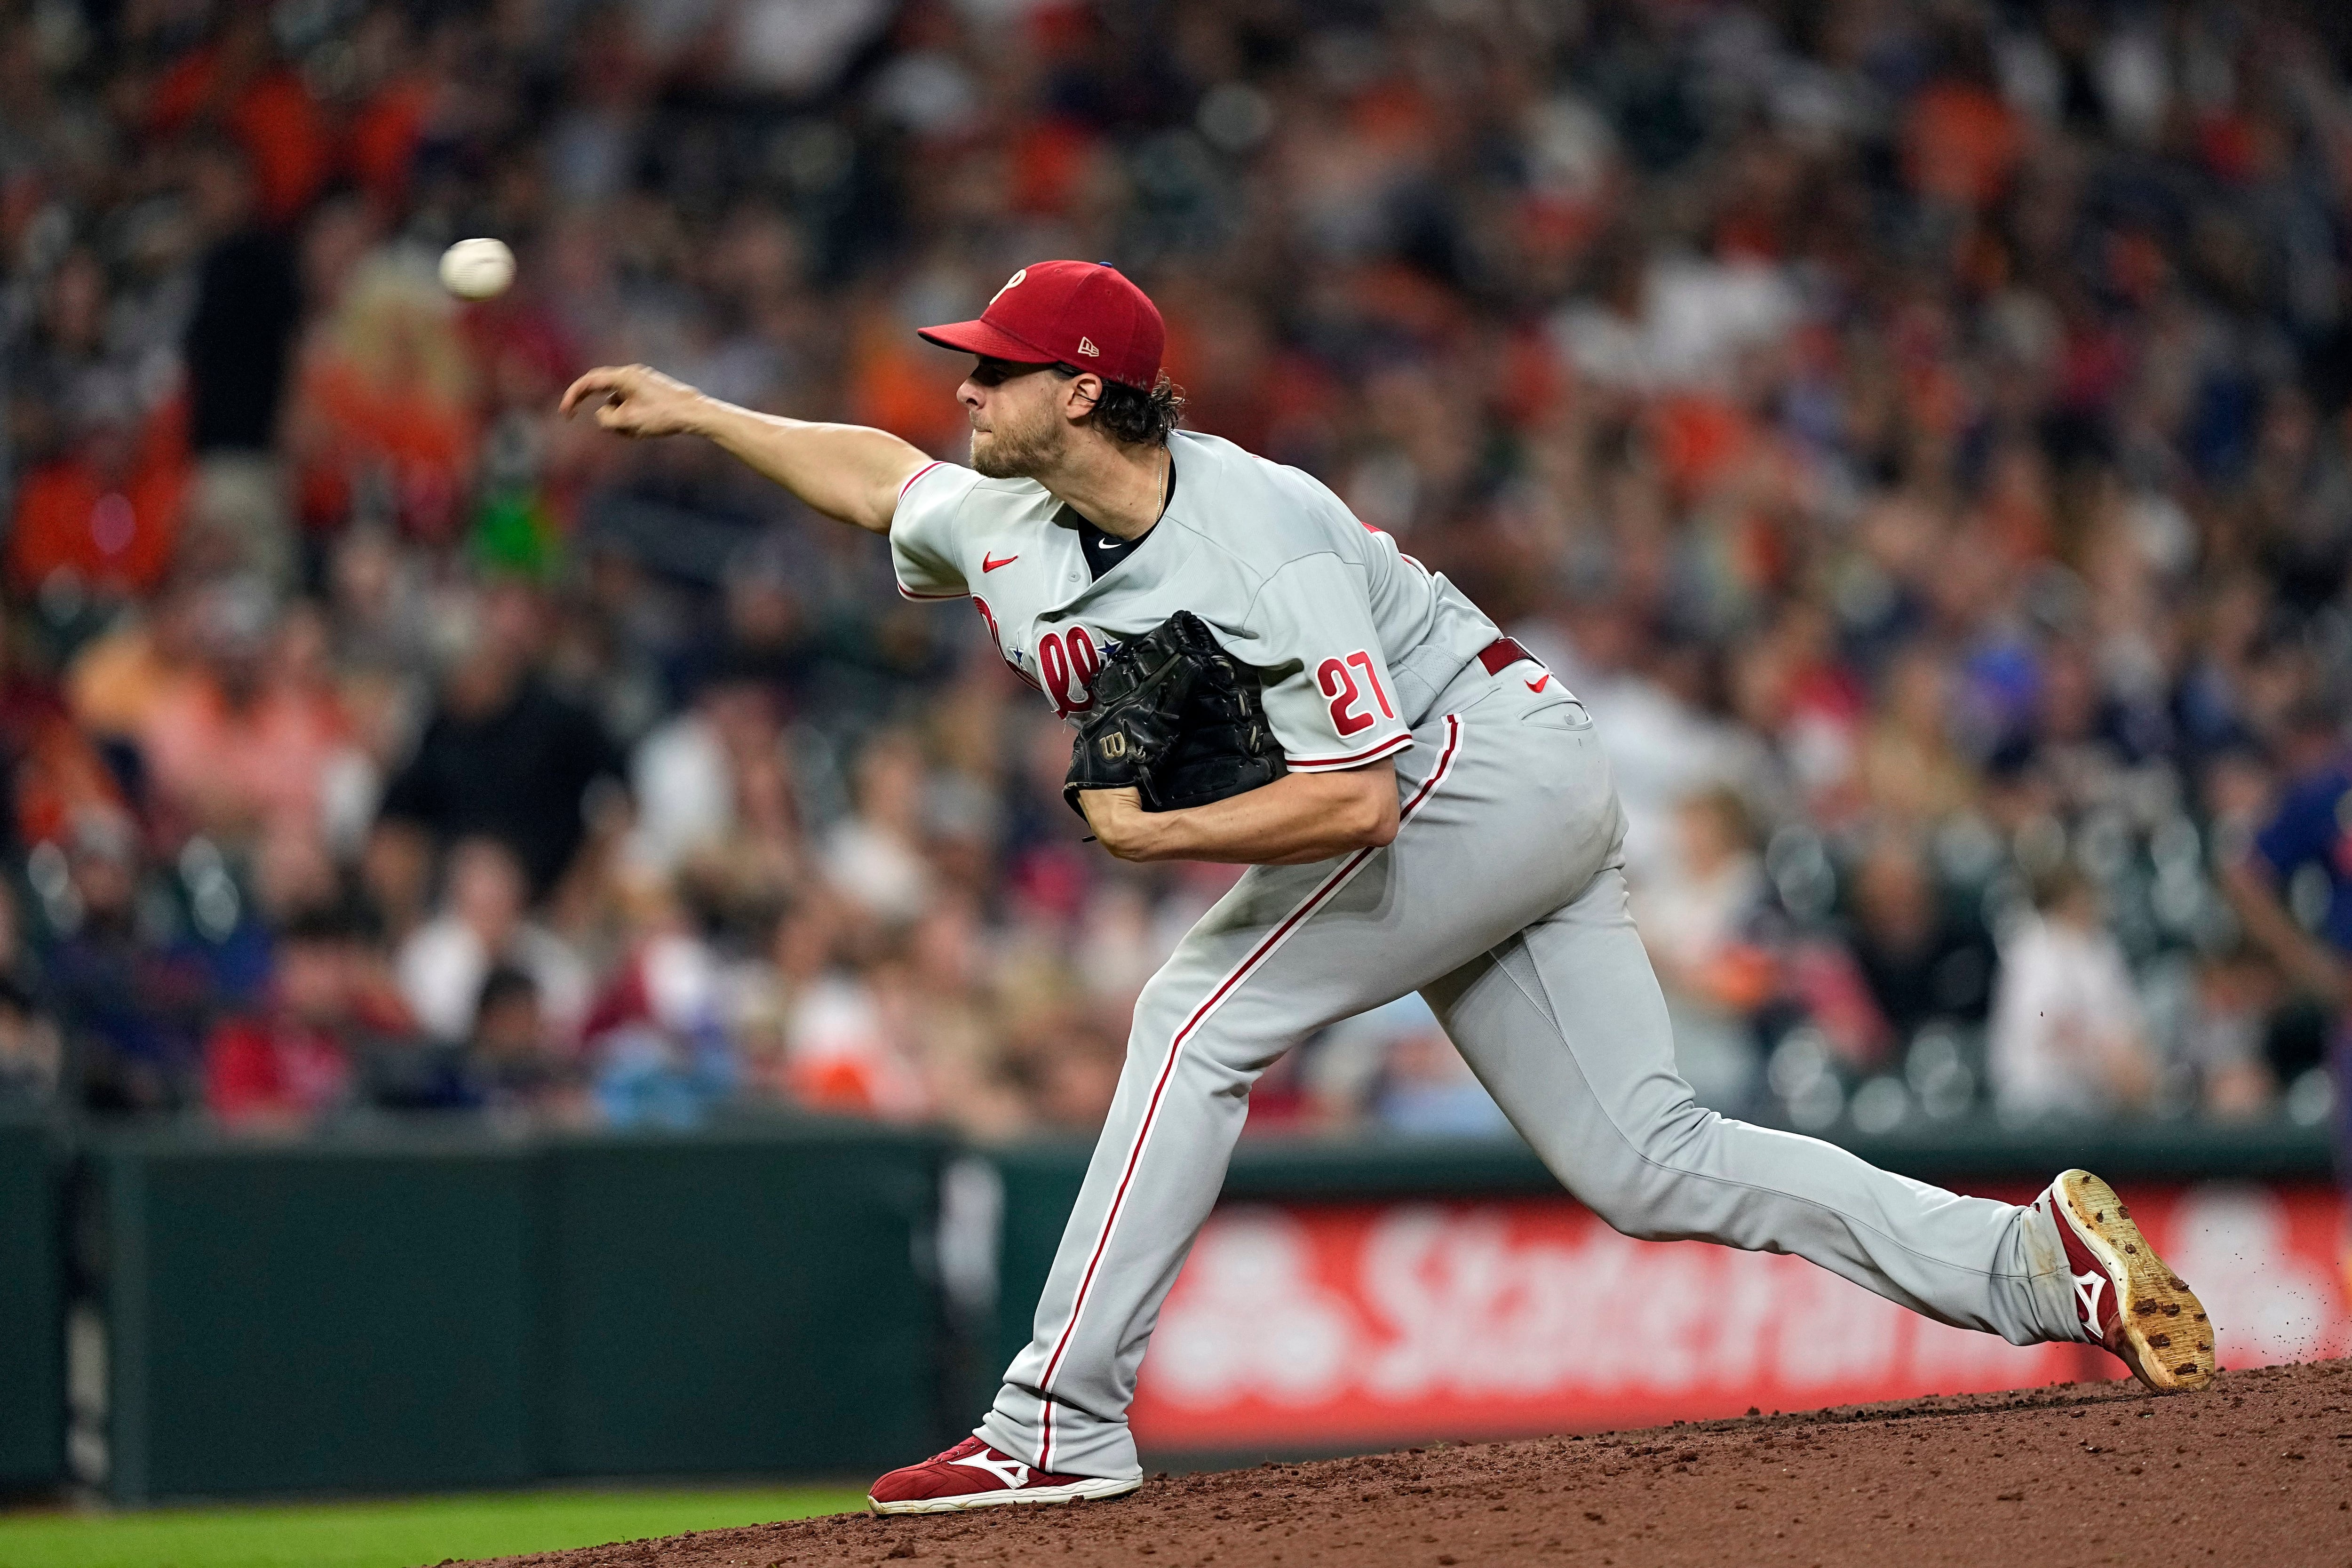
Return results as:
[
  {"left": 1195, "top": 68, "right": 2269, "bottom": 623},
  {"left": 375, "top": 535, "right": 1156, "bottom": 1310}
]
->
[{"left": 970, "top": 415, "right": 1063, "bottom": 479}]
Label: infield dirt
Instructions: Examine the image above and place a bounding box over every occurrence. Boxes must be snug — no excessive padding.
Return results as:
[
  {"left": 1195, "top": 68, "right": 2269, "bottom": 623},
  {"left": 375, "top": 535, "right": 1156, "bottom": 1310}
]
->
[{"left": 456, "top": 1359, "right": 2352, "bottom": 1568}]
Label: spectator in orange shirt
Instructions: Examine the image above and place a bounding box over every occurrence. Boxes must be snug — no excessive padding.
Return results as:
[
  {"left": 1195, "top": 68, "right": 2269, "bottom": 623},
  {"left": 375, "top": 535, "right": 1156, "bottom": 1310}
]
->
[
  {"left": 64, "top": 579, "right": 212, "bottom": 748},
  {"left": 135, "top": 586, "right": 363, "bottom": 857},
  {"left": 1902, "top": 48, "right": 2024, "bottom": 211},
  {"left": 343, "top": 8, "right": 433, "bottom": 210},
  {"left": 285, "top": 256, "right": 478, "bottom": 541}
]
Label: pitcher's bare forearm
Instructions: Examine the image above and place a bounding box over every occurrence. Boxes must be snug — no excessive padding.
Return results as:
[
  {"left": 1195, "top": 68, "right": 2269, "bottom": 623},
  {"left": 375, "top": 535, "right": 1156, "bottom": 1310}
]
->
[
  {"left": 1078, "top": 763, "right": 1399, "bottom": 866},
  {"left": 691, "top": 400, "right": 927, "bottom": 533},
  {"left": 560, "top": 364, "right": 927, "bottom": 534}
]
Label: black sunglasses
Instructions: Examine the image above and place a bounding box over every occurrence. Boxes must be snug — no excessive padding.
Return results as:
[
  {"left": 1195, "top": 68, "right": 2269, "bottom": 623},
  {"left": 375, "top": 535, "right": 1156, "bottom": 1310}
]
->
[{"left": 969, "top": 358, "right": 1083, "bottom": 387}]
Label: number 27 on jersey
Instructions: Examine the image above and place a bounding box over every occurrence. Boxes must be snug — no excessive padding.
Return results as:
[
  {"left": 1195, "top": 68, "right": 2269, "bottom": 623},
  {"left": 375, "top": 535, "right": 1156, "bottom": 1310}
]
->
[{"left": 1317, "top": 651, "right": 1393, "bottom": 737}]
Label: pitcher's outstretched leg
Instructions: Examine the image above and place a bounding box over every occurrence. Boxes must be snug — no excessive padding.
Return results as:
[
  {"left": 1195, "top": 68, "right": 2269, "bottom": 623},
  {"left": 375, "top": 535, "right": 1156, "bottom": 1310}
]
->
[{"left": 1424, "top": 863, "right": 2080, "bottom": 1345}]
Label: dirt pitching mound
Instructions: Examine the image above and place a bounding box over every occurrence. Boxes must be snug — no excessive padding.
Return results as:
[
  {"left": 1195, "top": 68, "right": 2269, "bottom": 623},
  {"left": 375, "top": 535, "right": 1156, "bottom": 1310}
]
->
[{"left": 457, "top": 1360, "right": 2352, "bottom": 1568}]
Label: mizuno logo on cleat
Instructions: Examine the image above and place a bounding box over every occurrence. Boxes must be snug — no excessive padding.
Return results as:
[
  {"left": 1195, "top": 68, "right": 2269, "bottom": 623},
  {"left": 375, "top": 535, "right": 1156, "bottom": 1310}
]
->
[
  {"left": 2073, "top": 1268, "right": 2108, "bottom": 1333},
  {"left": 951, "top": 1452, "right": 1031, "bottom": 1489}
]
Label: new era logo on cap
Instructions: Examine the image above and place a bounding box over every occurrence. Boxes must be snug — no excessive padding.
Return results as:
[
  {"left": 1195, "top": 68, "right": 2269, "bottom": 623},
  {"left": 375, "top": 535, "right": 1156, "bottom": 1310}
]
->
[{"left": 917, "top": 261, "right": 1164, "bottom": 389}]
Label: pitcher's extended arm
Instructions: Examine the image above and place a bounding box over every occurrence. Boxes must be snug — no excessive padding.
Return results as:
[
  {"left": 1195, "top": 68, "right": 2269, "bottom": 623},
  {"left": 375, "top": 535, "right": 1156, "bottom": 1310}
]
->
[{"left": 560, "top": 364, "right": 926, "bottom": 535}]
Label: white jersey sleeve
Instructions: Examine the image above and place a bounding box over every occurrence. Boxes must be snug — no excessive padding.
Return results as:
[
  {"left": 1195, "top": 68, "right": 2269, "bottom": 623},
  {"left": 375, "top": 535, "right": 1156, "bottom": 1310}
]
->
[
  {"left": 1235, "top": 551, "right": 1413, "bottom": 772},
  {"left": 888, "top": 460, "right": 976, "bottom": 600}
]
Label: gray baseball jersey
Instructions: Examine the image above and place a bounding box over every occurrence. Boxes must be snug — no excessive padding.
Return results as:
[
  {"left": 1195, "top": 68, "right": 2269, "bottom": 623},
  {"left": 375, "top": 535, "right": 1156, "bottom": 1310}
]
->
[
  {"left": 889, "top": 430, "right": 1508, "bottom": 770},
  {"left": 884, "top": 430, "right": 2083, "bottom": 1483}
]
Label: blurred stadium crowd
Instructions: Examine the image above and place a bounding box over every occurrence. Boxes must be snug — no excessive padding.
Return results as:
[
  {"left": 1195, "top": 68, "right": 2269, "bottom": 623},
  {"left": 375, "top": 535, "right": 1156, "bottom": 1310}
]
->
[{"left": 0, "top": 0, "right": 2349, "bottom": 1143}]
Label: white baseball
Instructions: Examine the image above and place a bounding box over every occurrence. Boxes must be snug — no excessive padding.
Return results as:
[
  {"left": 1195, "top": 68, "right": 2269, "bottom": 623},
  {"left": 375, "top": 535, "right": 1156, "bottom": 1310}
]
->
[{"left": 439, "top": 237, "right": 515, "bottom": 301}]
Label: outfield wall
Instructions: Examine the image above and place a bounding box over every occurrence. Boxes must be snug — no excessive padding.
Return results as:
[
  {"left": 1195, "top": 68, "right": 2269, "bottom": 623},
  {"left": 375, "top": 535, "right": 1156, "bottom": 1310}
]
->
[
  {"left": 85, "top": 1120, "right": 947, "bottom": 1503},
  {"left": 0, "top": 1114, "right": 62, "bottom": 1492},
  {"left": 991, "top": 1124, "right": 2349, "bottom": 1457},
  {"left": 0, "top": 1116, "right": 2337, "bottom": 1501}
]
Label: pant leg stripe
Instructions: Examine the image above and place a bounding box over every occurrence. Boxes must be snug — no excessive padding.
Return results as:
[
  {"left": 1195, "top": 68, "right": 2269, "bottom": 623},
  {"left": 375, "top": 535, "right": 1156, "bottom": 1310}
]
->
[{"left": 1033, "top": 715, "right": 1463, "bottom": 1470}]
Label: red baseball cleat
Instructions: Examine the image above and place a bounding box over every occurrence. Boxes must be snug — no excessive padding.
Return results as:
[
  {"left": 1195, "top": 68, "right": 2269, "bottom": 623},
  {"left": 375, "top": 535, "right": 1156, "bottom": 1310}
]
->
[
  {"left": 2034, "top": 1168, "right": 2215, "bottom": 1393},
  {"left": 866, "top": 1435, "right": 1142, "bottom": 1515}
]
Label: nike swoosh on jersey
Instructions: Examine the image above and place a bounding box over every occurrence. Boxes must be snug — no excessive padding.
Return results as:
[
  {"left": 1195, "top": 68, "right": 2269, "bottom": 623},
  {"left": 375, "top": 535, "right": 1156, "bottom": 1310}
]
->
[
  {"left": 1093, "top": 537, "right": 1121, "bottom": 549},
  {"left": 982, "top": 553, "right": 1018, "bottom": 572},
  {"left": 1526, "top": 674, "right": 1550, "bottom": 692}
]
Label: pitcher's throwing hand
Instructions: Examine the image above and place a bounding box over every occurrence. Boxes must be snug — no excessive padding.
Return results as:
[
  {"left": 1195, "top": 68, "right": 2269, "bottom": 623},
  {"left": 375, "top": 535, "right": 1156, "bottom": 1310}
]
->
[{"left": 558, "top": 363, "right": 708, "bottom": 438}]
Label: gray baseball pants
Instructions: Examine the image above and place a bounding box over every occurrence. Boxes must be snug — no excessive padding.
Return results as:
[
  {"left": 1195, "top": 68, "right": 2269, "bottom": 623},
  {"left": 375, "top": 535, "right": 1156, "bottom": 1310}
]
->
[{"left": 979, "top": 663, "right": 2078, "bottom": 1480}]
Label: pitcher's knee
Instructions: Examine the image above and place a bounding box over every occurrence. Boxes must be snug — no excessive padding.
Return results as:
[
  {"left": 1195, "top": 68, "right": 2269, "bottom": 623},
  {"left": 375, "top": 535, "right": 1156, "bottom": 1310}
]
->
[
  {"left": 1565, "top": 1103, "right": 1722, "bottom": 1241},
  {"left": 1126, "top": 970, "right": 1294, "bottom": 1080},
  {"left": 1130, "top": 966, "right": 1192, "bottom": 1034},
  {"left": 1127, "top": 975, "right": 1207, "bottom": 1066},
  {"left": 1579, "top": 1171, "right": 1683, "bottom": 1241}
]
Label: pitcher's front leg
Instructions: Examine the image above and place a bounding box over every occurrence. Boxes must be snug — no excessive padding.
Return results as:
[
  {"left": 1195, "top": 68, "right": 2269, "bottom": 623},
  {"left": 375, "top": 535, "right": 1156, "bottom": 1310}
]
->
[
  {"left": 978, "top": 712, "right": 1538, "bottom": 1478},
  {"left": 976, "top": 945, "right": 1263, "bottom": 1479}
]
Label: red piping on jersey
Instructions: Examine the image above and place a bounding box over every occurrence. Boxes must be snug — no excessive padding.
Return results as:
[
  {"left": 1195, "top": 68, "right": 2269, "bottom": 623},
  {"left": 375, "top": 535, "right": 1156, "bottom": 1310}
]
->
[
  {"left": 895, "top": 583, "right": 965, "bottom": 601},
  {"left": 1285, "top": 732, "right": 1414, "bottom": 772},
  {"left": 1033, "top": 714, "right": 1464, "bottom": 1471},
  {"left": 898, "top": 461, "right": 947, "bottom": 502}
]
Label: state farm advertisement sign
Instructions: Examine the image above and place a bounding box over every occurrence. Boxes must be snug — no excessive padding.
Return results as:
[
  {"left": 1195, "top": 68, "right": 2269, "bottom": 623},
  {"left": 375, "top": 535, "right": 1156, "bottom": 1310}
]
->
[{"left": 1130, "top": 1183, "right": 2347, "bottom": 1451}]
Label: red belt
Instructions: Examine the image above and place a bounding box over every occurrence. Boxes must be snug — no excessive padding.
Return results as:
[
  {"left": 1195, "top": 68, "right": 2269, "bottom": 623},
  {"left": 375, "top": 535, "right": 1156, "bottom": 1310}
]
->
[{"left": 1475, "top": 636, "right": 1535, "bottom": 676}]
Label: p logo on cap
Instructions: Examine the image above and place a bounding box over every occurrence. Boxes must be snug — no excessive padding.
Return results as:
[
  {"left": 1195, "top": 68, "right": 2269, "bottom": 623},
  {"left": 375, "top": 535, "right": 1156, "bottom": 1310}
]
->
[{"left": 917, "top": 260, "right": 1166, "bottom": 390}]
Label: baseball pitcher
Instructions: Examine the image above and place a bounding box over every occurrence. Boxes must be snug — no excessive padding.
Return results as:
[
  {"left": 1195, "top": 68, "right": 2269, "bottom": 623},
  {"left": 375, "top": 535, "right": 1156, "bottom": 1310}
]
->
[{"left": 561, "top": 260, "right": 2215, "bottom": 1516}]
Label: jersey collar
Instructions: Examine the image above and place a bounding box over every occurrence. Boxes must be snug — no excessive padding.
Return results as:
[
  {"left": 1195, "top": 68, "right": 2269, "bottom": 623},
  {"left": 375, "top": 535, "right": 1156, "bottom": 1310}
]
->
[{"left": 1038, "top": 437, "right": 1191, "bottom": 609}]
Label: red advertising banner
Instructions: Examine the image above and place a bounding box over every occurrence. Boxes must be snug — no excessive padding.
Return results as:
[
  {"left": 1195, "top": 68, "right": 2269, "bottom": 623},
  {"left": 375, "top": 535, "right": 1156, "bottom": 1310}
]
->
[{"left": 1130, "top": 1181, "right": 2349, "bottom": 1452}]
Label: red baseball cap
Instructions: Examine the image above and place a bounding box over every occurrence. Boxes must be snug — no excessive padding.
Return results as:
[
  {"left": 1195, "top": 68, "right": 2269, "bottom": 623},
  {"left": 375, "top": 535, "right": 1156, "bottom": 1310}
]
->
[{"left": 918, "top": 261, "right": 1164, "bottom": 389}]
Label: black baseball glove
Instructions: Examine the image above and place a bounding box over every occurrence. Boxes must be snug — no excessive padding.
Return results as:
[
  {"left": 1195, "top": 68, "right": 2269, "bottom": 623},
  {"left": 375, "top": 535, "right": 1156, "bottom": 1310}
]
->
[{"left": 1064, "top": 611, "right": 1288, "bottom": 816}]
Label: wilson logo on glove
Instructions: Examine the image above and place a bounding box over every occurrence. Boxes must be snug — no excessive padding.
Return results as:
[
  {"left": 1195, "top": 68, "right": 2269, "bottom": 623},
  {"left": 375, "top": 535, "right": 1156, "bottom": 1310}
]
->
[{"left": 1064, "top": 611, "right": 1287, "bottom": 818}]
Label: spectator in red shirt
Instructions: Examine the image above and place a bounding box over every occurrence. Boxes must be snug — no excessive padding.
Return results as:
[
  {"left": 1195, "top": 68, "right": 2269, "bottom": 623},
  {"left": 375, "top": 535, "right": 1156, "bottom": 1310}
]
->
[
  {"left": 203, "top": 907, "right": 370, "bottom": 1129},
  {"left": 145, "top": 8, "right": 332, "bottom": 228},
  {"left": 8, "top": 407, "right": 188, "bottom": 601}
]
